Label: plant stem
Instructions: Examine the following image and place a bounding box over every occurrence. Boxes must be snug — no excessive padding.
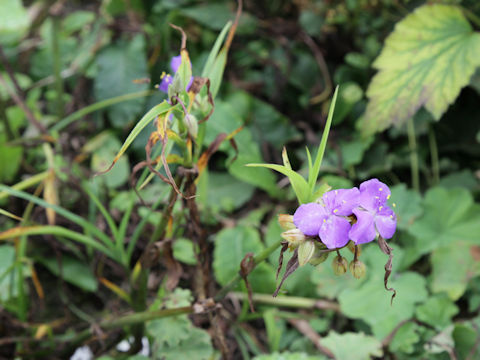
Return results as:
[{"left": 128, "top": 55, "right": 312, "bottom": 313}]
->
[
  {"left": 406, "top": 117, "right": 420, "bottom": 192},
  {"left": 51, "top": 15, "right": 64, "bottom": 118},
  {"left": 231, "top": 292, "right": 340, "bottom": 311},
  {"left": 214, "top": 239, "right": 283, "bottom": 301},
  {"left": 428, "top": 123, "right": 440, "bottom": 185}
]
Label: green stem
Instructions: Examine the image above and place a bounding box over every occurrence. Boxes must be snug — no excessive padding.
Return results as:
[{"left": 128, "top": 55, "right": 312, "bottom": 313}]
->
[
  {"left": 428, "top": 124, "right": 440, "bottom": 185},
  {"left": 214, "top": 239, "right": 283, "bottom": 301},
  {"left": 51, "top": 16, "right": 64, "bottom": 118},
  {"left": 407, "top": 117, "right": 420, "bottom": 192},
  {"left": 50, "top": 90, "right": 155, "bottom": 133},
  {"left": 231, "top": 292, "right": 340, "bottom": 311},
  {"left": 0, "top": 172, "right": 48, "bottom": 202}
]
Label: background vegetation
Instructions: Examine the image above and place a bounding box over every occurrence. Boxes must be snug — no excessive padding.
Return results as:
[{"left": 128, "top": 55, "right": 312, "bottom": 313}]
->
[{"left": 1, "top": 0, "right": 480, "bottom": 359}]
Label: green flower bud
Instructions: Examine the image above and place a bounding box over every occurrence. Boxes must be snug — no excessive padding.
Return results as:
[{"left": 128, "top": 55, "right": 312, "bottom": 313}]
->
[
  {"left": 332, "top": 255, "right": 348, "bottom": 276},
  {"left": 184, "top": 114, "right": 198, "bottom": 138},
  {"left": 309, "top": 243, "right": 329, "bottom": 266},
  {"left": 349, "top": 260, "right": 366, "bottom": 279},
  {"left": 278, "top": 214, "right": 296, "bottom": 230}
]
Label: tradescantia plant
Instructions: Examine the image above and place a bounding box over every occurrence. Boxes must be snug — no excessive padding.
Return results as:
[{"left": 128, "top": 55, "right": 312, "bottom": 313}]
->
[{"left": 252, "top": 87, "right": 398, "bottom": 300}]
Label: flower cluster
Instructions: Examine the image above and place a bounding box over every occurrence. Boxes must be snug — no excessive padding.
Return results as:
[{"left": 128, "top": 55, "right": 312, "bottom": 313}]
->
[
  {"left": 157, "top": 55, "right": 193, "bottom": 93},
  {"left": 290, "top": 178, "right": 396, "bottom": 250}
]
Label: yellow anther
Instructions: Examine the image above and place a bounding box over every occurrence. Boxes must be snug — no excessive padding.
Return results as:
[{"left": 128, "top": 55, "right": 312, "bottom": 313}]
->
[
  {"left": 379, "top": 206, "right": 383, "bottom": 211},
  {"left": 379, "top": 187, "right": 383, "bottom": 191},
  {"left": 333, "top": 209, "right": 338, "bottom": 213},
  {"left": 393, "top": 203, "right": 396, "bottom": 207},
  {"left": 160, "top": 71, "right": 166, "bottom": 79},
  {"left": 387, "top": 194, "right": 391, "bottom": 200},
  {"left": 323, "top": 219, "right": 326, "bottom": 223}
]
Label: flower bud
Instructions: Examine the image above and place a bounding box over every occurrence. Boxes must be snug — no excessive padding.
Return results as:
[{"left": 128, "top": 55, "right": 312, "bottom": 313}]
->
[
  {"left": 349, "top": 260, "right": 366, "bottom": 279},
  {"left": 332, "top": 255, "right": 348, "bottom": 276},
  {"left": 309, "top": 247, "right": 329, "bottom": 266},
  {"left": 281, "top": 229, "right": 305, "bottom": 248},
  {"left": 278, "top": 214, "right": 296, "bottom": 230},
  {"left": 184, "top": 114, "right": 198, "bottom": 138}
]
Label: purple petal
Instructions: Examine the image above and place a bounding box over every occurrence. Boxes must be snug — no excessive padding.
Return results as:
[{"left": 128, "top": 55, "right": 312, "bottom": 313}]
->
[
  {"left": 358, "top": 178, "right": 391, "bottom": 211},
  {"left": 349, "top": 208, "right": 377, "bottom": 245},
  {"left": 319, "top": 215, "right": 351, "bottom": 249},
  {"left": 322, "top": 188, "right": 360, "bottom": 216},
  {"left": 293, "top": 203, "right": 327, "bottom": 236},
  {"left": 375, "top": 206, "right": 396, "bottom": 239},
  {"left": 158, "top": 74, "right": 172, "bottom": 93},
  {"left": 170, "top": 55, "right": 182, "bottom": 73}
]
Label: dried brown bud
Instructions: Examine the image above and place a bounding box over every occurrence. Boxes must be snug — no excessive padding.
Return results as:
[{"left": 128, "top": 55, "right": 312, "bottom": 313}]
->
[
  {"left": 278, "top": 214, "right": 296, "bottom": 230},
  {"left": 281, "top": 228, "right": 305, "bottom": 248}
]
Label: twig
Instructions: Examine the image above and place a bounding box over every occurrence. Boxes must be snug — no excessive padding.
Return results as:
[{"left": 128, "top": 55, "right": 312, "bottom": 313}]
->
[
  {"left": 288, "top": 318, "right": 335, "bottom": 359},
  {"left": 0, "top": 48, "right": 47, "bottom": 134}
]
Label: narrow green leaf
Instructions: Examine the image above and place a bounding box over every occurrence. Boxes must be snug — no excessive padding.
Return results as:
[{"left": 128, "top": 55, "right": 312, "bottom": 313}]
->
[
  {"left": 247, "top": 163, "right": 310, "bottom": 204},
  {"left": 308, "top": 86, "right": 339, "bottom": 192},
  {"left": 361, "top": 4, "right": 480, "bottom": 135},
  {"left": 98, "top": 101, "right": 175, "bottom": 173},
  {"left": 201, "top": 21, "right": 232, "bottom": 78},
  {"left": 0, "top": 225, "right": 114, "bottom": 257},
  {"left": 0, "top": 185, "right": 114, "bottom": 250}
]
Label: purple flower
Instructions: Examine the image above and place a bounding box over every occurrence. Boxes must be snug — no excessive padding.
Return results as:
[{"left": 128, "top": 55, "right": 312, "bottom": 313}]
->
[
  {"left": 293, "top": 188, "right": 360, "bottom": 249},
  {"left": 349, "top": 179, "right": 397, "bottom": 245},
  {"left": 158, "top": 55, "right": 193, "bottom": 93}
]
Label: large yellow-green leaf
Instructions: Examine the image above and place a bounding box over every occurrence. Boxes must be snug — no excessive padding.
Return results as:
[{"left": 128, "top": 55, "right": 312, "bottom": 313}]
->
[{"left": 360, "top": 4, "right": 480, "bottom": 135}]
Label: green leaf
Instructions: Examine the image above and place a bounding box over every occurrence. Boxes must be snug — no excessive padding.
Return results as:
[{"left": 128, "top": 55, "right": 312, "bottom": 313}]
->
[
  {"left": 408, "top": 187, "right": 480, "bottom": 256},
  {"left": 0, "top": 0, "right": 30, "bottom": 44},
  {"left": 213, "top": 226, "right": 275, "bottom": 292},
  {"left": 246, "top": 163, "right": 309, "bottom": 203},
  {"left": 38, "top": 255, "right": 98, "bottom": 292},
  {"left": 453, "top": 322, "right": 480, "bottom": 360},
  {"left": 337, "top": 246, "right": 427, "bottom": 338},
  {"left": 389, "top": 322, "right": 421, "bottom": 354},
  {"left": 361, "top": 4, "right": 480, "bottom": 135},
  {"left": 228, "top": 130, "right": 280, "bottom": 198},
  {"left": 308, "top": 86, "right": 339, "bottom": 191},
  {"left": 389, "top": 184, "right": 423, "bottom": 230},
  {"left": 87, "top": 132, "right": 129, "bottom": 188},
  {"left": 94, "top": 35, "right": 149, "bottom": 127},
  {"left": 172, "top": 238, "right": 197, "bottom": 266},
  {"left": 197, "top": 171, "right": 254, "bottom": 215},
  {"left": 430, "top": 241, "right": 480, "bottom": 300},
  {"left": 0, "top": 245, "right": 20, "bottom": 301},
  {"left": 147, "top": 315, "right": 192, "bottom": 347},
  {"left": 201, "top": 21, "right": 232, "bottom": 78},
  {"left": 152, "top": 326, "right": 214, "bottom": 360},
  {"left": 322, "top": 332, "right": 383, "bottom": 360},
  {"left": 254, "top": 353, "right": 326, "bottom": 360},
  {"left": 415, "top": 295, "right": 459, "bottom": 329}
]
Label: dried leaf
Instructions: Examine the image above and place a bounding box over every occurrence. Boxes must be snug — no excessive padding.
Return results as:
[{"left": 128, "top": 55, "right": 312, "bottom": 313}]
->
[
  {"left": 240, "top": 252, "right": 255, "bottom": 312},
  {"left": 276, "top": 242, "right": 289, "bottom": 281},
  {"left": 273, "top": 248, "right": 299, "bottom": 297},
  {"left": 378, "top": 236, "right": 396, "bottom": 304}
]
